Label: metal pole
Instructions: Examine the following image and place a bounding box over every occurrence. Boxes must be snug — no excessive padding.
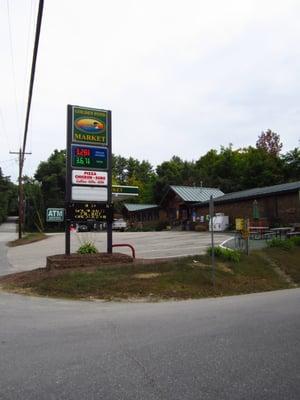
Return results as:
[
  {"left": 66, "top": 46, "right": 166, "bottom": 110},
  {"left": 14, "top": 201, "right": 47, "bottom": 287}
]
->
[
  {"left": 107, "top": 110, "right": 113, "bottom": 253},
  {"left": 209, "top": 195, "right": 215, "bottom": 288},
  {"left": 65, "top": 219, "right": 71, "bottom": 255},
  {"left": 65, "top": 106, "right": 72, "bottom": 255},
  {"left": 18, "top": 149, "right": 23, "bottom": 239}
]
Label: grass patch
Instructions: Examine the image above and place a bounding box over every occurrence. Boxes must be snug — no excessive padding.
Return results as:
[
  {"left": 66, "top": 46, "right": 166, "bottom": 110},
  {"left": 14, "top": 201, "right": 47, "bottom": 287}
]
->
[
  {"left": 1, "top": 247, "right": 298, "bottom": 301},
  {"left": 263, "top": 246, "right": 300, "bottom": 284},
  {"left": 8, "top": 232, "right": 48, "bottom": 247}
]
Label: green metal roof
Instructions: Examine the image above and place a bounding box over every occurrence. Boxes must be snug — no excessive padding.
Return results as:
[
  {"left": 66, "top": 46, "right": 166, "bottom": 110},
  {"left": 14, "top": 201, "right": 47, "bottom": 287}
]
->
[
  {"left": 200, "top": 181, "right": 300, "bottom": 205},
  {"left": 166, "top": 185, "right": 224, "bottom": 203},
  {"left": 124, "top": 203, "right": 159, "bottom": 212}
]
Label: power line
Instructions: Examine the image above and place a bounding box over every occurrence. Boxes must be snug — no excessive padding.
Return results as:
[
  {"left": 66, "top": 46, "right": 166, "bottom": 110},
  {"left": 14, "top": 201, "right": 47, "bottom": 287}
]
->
[
  {"left": 21, "top": 0, "right": 44, "bottom": 172},
  {"left": 0, "top": 107, "right": 9, "bottom": 147}
]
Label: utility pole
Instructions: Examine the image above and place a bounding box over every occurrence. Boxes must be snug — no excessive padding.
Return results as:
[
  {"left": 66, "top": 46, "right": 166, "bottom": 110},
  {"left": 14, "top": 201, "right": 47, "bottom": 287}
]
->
[{"left": 9, "top": 149, "right": 31, "bottom": 239}]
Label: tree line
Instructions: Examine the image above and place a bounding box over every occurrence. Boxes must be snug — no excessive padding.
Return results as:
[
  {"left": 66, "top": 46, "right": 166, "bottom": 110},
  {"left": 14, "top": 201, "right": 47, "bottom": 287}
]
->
[{"left": 1, "top": 130, "right": 299, "bottom": 230}]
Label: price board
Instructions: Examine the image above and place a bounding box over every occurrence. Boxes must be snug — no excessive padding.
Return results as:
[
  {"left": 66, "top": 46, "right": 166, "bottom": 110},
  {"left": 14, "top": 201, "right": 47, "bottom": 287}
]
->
[
  {"left": 66, "top": 105, "right": 112, "bottom": 255},
  {"left": 71, "top": 144, "right": 108, "bottom": 170},
  {"left": 67, "top": 203, "right": 112, "bottom": 222}
]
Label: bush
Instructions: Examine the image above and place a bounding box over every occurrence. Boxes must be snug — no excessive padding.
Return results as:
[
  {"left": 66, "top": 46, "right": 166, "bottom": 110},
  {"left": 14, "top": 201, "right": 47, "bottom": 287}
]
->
[
  {"left": 155, "top": 221, "right": 168, "bottom": 231},
  {"left": 290, "top": 236, "right": 300, "bottom": 247},
  {"left": 77, "top": 241, "right": 98, "bottom": 254},
  {"left": 267, "top": 238, "right": 294, "bottom": 251},
  {"left": 207, "top": 246, "right": 241, "bottom": 263}
]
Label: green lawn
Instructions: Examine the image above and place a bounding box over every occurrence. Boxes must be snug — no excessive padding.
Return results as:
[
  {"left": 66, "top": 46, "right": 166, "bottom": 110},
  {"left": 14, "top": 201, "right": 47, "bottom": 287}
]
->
[
  {"left": 1, "top": 247, "right": 298, "bottom": 301},
  {"left": 8, "top": 232, "right": 47, "bottom": 247}
]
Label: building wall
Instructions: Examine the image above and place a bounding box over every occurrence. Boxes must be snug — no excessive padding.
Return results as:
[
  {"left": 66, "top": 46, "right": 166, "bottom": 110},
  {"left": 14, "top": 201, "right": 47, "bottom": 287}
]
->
[
  {"left": 195, "top": 192, "right": 300, "bottom": 227},
  {"left": 161, "top": 191, "right": 190, "bottom": 224}
]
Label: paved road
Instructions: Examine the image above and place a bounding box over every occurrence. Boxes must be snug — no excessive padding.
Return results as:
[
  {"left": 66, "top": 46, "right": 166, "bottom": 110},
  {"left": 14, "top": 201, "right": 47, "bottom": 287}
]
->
[
  {"left": 0, "top": 288, "right": 299, "bottom": 399},
  {"left": 0, "top": 217, "right": 17, "bottom": 276},
  {"left": 7, "top": 231, "right": 231, "bottom": 272}
]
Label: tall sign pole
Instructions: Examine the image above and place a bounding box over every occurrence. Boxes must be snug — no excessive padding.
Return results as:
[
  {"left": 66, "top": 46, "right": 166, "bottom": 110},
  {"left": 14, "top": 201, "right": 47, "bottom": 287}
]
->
[
  {"left": 107, "top": 111, "right": 112, "bottom": 253},
  {"left": 66, "top": 105, "right": 112, "bottom": 255},
  {"left": 209, "top": 195, "right": 215, "bottom": 288},
  {"left": 65, "top": 106, "right": 73, "bottom": 255}
]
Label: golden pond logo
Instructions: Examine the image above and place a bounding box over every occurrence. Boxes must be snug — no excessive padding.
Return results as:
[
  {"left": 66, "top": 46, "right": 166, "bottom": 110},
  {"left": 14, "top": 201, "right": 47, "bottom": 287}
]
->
[{"left": 75, "top": 118, "right": 105, "bottom": 134}]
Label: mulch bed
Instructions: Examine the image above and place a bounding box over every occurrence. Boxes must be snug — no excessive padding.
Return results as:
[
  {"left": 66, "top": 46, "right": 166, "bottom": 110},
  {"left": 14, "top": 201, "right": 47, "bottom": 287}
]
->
[{"left": 46, "top": 252, "right": 133, "bottom": 270}]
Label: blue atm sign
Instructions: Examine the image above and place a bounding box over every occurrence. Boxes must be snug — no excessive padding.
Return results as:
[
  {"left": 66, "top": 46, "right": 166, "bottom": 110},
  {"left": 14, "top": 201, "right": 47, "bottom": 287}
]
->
[{"left": 71, "top": 144, "right": 108, "bottom": 170}]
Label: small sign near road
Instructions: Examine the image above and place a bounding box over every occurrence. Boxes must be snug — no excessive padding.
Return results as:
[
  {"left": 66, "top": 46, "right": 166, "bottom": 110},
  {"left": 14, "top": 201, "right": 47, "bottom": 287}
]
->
[{"left": 46, "top": 208, "right": 65, "bottom": 222}]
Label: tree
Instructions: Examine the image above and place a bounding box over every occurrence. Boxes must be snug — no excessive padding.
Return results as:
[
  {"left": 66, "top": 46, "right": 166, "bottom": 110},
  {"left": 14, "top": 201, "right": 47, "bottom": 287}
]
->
[
  {"left": 112, "top": 155, "right": 157, "bottom": 203},
  {"left": 154, "top": 156, "right": 195, "bottom": 202},
  {"left": 0, "top": 168, "right": 17, "bottom": 223},
  {"left": 282, "top": 147, "right": 300, "bottom": 181},
  {"left": 23, "top": 176, "right": 44, "bottom": 232},
  {"left": 34, "top": 149, "right": 66, "bottom": 210},
  {"left": 256, "top": 129, "right": 283, "bottom": 156}
]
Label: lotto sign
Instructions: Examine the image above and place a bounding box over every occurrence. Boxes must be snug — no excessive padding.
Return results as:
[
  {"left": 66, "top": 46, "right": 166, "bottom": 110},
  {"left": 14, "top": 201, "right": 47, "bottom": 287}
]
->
[
  {"left": 72, "top": 170, "right": 107, "bottom": 186},
  {"left": 72, "top": 106, "right": 108, "bottom": 145},
  {"left": 71, "top": 144, "right": 108, "bottom": 170}
]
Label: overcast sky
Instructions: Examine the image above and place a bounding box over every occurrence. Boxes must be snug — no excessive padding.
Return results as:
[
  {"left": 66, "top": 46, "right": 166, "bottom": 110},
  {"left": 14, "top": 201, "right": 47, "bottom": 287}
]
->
[{"left": 1, "top": 0, "right": 300, "bottom": 182}]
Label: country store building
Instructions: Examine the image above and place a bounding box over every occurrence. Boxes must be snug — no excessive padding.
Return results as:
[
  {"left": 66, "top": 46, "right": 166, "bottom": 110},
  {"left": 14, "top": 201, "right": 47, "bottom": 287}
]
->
[{"left": 123, "top": 181, "right": 300, "bottom": 229}]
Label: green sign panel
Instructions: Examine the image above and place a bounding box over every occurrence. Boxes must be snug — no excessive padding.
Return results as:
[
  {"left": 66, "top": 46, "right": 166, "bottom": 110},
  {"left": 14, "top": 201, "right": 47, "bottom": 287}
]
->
[
  {"left": 112, "top": 185, "right": 139, "bottom": 195},
  {"left": 46, "top": 208, "right": 65, "bottom": 222},
  {"left": 72, "top": 106, "right": 108, "bottom": 145}
]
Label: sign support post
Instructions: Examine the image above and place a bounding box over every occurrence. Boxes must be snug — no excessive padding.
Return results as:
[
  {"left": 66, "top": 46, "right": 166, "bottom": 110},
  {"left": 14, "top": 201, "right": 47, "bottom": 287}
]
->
[
  {"left": 209, "top": 195, "right": 215, "bottom": 288},
  {"left": 107, "top": 111, "right": 112, "bottom": 253}
]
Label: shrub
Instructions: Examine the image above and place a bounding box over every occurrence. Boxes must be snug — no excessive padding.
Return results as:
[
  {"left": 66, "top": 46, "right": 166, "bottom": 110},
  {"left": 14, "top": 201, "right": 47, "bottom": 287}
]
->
[
  {"left": 155, "top": 221, "right": 168, "bottom": 231},
  {"left": 77, "top": 241, "right": 98, "bottom": 254},
  {"left": 267, "top": 238, "right": 294, "bottom": 251},
  {"left": 207, "top": 246, "right": 241, "bottom": 263},
  {"left": 290, "top": 236, "right": 300, "bottom": 247}
]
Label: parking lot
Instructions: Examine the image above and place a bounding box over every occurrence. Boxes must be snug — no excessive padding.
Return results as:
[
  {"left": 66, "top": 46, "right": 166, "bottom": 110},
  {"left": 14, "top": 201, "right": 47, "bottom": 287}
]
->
[{"left": 7, "top": 231, "right": 232, "bottom": 273}]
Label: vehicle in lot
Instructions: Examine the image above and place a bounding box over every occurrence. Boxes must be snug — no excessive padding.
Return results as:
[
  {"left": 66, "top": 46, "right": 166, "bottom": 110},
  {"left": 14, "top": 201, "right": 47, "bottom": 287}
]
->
[
  {"left": 112, "top": 218, "right": 127, "bottom": 231},
  {"left": 77, "top": 223, "right": 89, "bottom": 232}
]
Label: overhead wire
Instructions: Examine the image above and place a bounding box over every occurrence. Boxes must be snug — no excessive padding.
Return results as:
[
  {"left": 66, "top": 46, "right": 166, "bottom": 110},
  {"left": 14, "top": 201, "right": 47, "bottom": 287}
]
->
[{"left": 0, "top": 107, "right": 9, "bottom": 148}]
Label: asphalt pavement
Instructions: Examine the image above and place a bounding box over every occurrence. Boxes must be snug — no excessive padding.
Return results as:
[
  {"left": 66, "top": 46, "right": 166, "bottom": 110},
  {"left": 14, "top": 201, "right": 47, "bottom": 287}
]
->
[
  {"left": 0, "top": 217, "right": 17, "bottom": 276},
  {"left": 0, "top": 219, "right": 299, "bottom": 399},
  {"left": 7, "top": 230, "right": 231, "bottom": 272},
  {"left": 0, "top": 288, "right": 299, "bottom": 399}
]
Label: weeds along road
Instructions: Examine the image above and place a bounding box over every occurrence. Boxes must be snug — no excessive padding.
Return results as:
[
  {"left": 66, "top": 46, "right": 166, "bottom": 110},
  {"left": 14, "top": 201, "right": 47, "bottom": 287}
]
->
[{"left": 0, "top": 288, "right": 299, "bottom": 400}]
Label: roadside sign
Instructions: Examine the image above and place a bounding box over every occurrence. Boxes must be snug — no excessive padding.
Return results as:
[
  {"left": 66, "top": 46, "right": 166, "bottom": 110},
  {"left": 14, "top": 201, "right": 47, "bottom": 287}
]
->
[
  {"left": 72, "top": 170, "right": 107, "bottom": 186},
  {"left": 235, "top": 218, "right": 244, "bottom": 231},
  {"left": 46, "top": 208, "right": 64, "bottom": 222},
  {"left": 72, "top": 106, "right": 108, "bottom": 145},
  {"left": 66, "top": 104, "right": 112, "bottom": 255},
  {"left": 112, "top": 185, "right": 139, "bottom": 196}
]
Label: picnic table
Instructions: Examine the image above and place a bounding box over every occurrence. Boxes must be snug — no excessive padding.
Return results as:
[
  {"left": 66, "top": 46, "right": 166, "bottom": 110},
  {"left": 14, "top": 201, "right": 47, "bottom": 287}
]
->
[
  {"left": 270, "top": 227, "right": 293, "bottom": 239},
  {"left": 287, "top": 231, "right": 300, "bottom": 239},
  {"left": 249, "top": 226, "right": 269, "bottom": 239}
]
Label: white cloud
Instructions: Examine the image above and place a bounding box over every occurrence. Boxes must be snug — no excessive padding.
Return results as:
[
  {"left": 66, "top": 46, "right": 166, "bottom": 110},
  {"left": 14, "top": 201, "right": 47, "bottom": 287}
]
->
[{"left": 1, "top": 0, "right": 300, "bottom": 181}]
